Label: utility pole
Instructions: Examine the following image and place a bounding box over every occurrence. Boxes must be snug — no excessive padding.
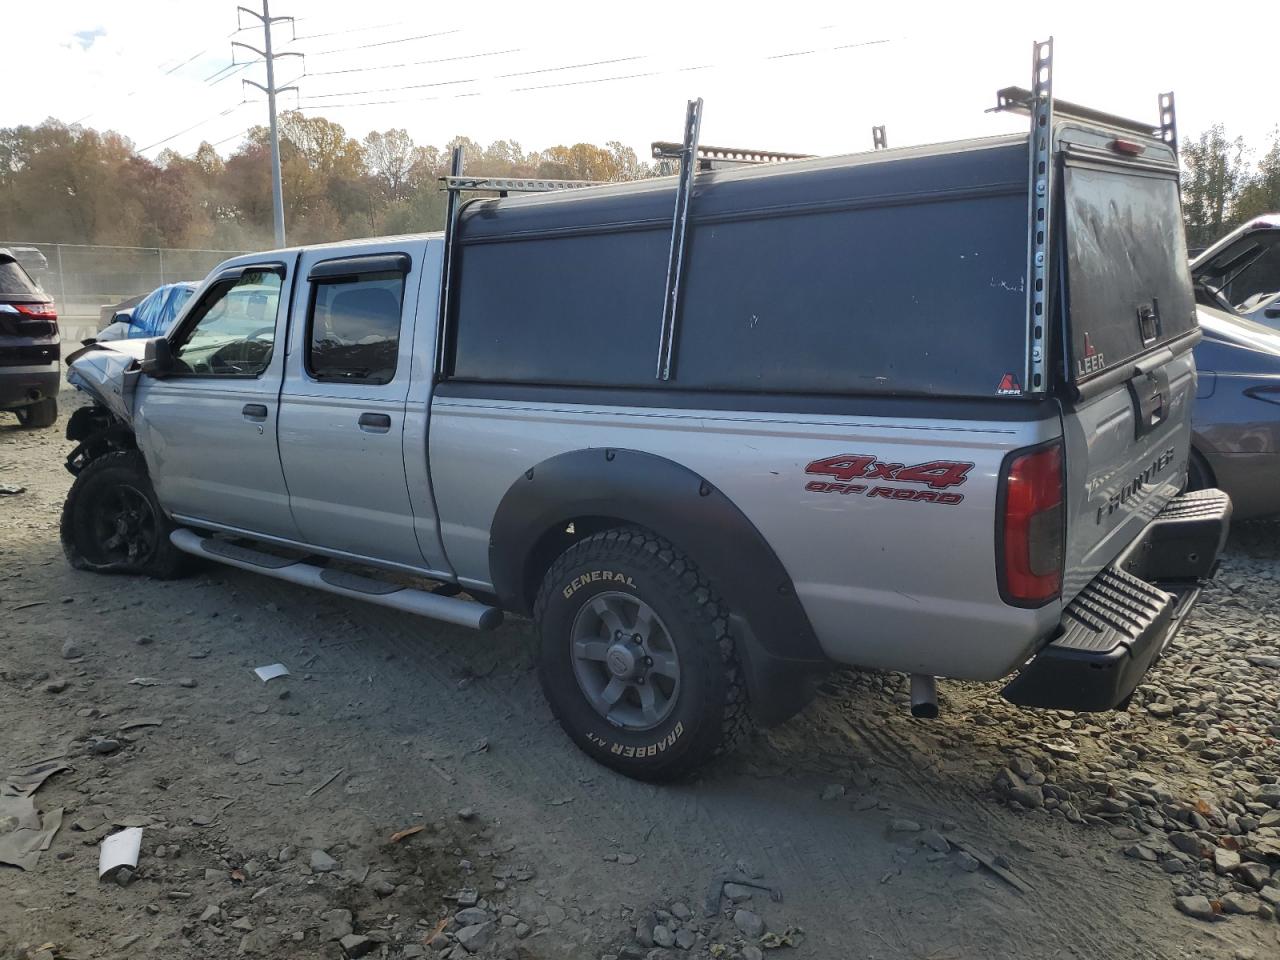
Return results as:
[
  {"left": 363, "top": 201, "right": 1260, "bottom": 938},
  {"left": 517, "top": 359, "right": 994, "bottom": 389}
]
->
[{"left": 234, "top": 1, "right": 301, "bottom": 247}]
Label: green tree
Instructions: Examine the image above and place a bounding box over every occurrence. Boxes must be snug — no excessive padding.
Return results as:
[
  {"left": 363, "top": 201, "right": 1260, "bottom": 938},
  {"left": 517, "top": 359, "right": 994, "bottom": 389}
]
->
[
  {"left": 1181, "top": 124, "right": 1249, "bottom": 249},
  {"left": 1235, "top": 128, "right": 1280, "bottom": 223}
]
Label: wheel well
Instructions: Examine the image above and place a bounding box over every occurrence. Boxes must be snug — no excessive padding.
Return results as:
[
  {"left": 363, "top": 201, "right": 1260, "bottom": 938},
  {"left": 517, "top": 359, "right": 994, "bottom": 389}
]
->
[
  {"left": 65, "top": 406, "right": 137, "bottom": 476},
  {"left": 521, "top": 515, "right": 634, "bottom": 612},
  {"left": 1187, "top": 445, "right": 1215, "bottom": 491}
]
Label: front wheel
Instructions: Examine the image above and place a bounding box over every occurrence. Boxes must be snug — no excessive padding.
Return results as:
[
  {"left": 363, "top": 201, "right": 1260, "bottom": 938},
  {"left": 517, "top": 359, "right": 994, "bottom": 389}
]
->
[
  {"left": 60, "top": 450, "right": 193, "bottom": 578},
  {"left": 534, "top": 527, "right": 752, "bottom": 781},
  {"left": 15, "top": 397, "right": 57, "bottom": 429}
]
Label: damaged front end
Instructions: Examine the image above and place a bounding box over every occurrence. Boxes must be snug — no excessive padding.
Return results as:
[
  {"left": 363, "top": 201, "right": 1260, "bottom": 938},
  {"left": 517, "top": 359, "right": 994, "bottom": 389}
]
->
[{"left": 63, "top": 340, "right": 148, "bottom": 475}]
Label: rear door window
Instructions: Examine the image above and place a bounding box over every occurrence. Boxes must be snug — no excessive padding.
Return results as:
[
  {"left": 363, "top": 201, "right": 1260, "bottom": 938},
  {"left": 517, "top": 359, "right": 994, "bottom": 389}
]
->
[
  {"left": 0, "top": 257, "right": 41, "bottom": 297},
  {"left": 306, "top": 272, "right": 405, "bottom": 384},
  {"left": 1061, "top": 162, "right": 1196, "bottom": 383}
]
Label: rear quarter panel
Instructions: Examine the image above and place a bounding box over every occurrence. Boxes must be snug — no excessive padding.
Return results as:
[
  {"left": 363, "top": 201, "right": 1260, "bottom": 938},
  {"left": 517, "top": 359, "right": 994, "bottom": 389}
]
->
[{"left": 429, "top": 398, "right": 1064, "bottom": 680}]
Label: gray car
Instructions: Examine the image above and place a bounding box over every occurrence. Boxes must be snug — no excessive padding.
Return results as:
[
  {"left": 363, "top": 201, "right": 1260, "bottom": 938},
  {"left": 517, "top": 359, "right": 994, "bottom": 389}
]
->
[{"left": 1189, "top": 216, "right": 1280, "bottom": 518}]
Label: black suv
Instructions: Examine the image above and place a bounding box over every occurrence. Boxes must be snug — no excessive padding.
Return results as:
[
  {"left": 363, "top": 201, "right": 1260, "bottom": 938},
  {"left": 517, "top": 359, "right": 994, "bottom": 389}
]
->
[{"left": 0, "top": 248, "right": 59, "bottom": 428}]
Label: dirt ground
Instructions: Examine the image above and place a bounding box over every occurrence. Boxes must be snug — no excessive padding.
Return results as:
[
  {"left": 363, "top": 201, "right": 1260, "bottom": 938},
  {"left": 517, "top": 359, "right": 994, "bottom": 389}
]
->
[{"left": 2, "top": 390, "right": 1279, "bottom": 960}]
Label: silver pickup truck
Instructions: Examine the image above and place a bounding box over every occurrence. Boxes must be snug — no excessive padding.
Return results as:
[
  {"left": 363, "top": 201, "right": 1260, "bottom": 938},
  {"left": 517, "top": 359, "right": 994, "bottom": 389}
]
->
[{"left": 61, "top": 48, "right": 1231, "bottom": 780}]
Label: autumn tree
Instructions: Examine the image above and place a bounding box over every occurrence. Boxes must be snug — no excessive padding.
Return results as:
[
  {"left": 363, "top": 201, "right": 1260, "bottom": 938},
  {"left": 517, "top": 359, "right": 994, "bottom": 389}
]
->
[{"left": 363, "top": 128, "right": 417, "bottom": 203}]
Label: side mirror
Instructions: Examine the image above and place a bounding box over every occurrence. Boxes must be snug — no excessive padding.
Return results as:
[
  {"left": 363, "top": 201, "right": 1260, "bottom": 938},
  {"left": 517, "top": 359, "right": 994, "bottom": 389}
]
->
[{"left": 139, "top": 337, "right": 174, "bottom": 378}]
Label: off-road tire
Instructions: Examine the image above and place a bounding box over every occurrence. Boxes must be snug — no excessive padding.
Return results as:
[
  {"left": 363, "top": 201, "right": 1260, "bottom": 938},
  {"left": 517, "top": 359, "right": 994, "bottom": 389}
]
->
[
  {"left": 534, "top": 527, "right": 752, "bottom": 781},
  {"left": 60, "top": 450, "right": 193, "bottom": 579},
  {"left": 15, "top": 397, "right": 57, "bottom": 429}
]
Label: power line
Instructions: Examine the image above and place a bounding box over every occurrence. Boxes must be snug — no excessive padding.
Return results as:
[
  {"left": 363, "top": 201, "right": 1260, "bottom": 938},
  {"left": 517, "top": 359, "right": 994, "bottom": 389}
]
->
[
  {"left": 307, "top": 29, "right": 460, "bottom": 57},
  {"left": 303, "top": 55, "right": 646, "bottom": 102},
  {"left": 307, "top": 47, "right": 521, "bottom": 78},
  {"left": 304, "top": 77, "right": 478, "bottom": 100},
  {"left": 73, "top": 28, "right": 245, "bottom": 125},
  {"left": 294, "top": 20, "right": 409, "bottom": 40},
  {"left": 495, "top": 56, "right": 643, "bottom": 80},
  {"left": 138, "top": 103, "right": 246, "bottom": 153},
  {"left": 296, "top": 35, "right": 894, "bottom": 110}
]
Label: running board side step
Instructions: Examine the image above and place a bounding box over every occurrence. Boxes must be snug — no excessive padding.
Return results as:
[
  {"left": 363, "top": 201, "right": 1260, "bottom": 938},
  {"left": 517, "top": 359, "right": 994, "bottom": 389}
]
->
[{"left": 169, "top": 529, "right": 503, "bottom": 631}]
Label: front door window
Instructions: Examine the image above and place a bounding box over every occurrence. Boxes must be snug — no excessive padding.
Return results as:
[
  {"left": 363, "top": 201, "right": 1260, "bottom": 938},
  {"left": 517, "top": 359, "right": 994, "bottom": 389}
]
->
[{"left": 171, "top": 269, "right": 283, "bottom": 377}]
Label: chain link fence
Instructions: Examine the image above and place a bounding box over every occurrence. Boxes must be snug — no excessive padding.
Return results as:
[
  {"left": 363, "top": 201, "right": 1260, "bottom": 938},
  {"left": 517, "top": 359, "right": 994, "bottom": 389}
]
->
[{"left": 0, "top": 240, "right": 249, "bottom": 343}]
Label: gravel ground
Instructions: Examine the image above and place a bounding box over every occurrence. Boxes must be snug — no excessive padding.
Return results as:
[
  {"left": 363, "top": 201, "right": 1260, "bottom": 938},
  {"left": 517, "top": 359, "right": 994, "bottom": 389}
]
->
[{"left": 1, "top": 391, "right": 1278, "bottom": 960}]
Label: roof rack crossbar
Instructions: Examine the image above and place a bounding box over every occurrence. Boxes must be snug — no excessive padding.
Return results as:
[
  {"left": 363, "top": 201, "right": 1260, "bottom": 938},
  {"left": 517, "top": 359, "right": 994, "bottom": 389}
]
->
[
  {"left": 992, "top": 85, "right": 1160, "bottom": 139},
  {"left": 651, "top": 141, "right": 813, "bottom": 167},
  {"left": 439, "top": 175, "right": 603, "bottom": 195}
]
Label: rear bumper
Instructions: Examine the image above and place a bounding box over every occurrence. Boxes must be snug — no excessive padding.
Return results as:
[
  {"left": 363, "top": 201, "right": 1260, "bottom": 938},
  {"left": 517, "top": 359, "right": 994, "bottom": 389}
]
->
[
  {"left": 1001, "top": 488, "right": 1231, "bottom": 712},
  {"left": 0, "top": 364, "right": 60, "bottom": 409}
]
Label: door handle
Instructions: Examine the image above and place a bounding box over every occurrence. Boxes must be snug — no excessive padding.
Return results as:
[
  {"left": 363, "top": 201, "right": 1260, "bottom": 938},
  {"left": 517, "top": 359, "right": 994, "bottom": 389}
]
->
[
  {"left": 242, "top": 403, "right": 268, "bottom": 422},
  {"left": 358, "top": 412, "right": 392, "bottom": 433}
]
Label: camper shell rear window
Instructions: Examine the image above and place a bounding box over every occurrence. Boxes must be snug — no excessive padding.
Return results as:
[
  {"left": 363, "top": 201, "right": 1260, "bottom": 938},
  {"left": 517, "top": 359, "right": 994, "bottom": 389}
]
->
[{"left": 1060, "top": 155, "right": 1196, "bottom": 383}]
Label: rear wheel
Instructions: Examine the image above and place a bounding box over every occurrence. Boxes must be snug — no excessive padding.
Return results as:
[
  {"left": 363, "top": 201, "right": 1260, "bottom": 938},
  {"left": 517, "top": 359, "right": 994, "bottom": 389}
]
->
[
  {"left": 60, "top": 450, "right": 192, "bottom": 578},
  {"left": 534, "top": 527, "right": 752, "bottom": 781},
  {"left": 15, "top": 397, "right": 57, "bottom": 429},
  {"left": 1186, "top": 448, "right": 1214, "bottom": 492}
]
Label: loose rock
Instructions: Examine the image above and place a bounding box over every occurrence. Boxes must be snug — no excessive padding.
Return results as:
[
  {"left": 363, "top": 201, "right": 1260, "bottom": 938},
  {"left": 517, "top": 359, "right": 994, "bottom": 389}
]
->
[
  {"left": 1174, "top": 896, "right": 1217, "bottom": 922},
  {"left": 455, "top": 922, "right": 494, "bottom": 954},
  {"left": 310, "top": 849, "right": 340, "bottom": 873},
  {"left": 733, "top": 909, "right": 765, "bottom": 938}
]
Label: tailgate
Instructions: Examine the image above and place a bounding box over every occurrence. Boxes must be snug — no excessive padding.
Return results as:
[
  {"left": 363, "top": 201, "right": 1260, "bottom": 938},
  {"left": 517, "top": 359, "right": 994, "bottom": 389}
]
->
[{"left": 1056, "top": 137, "right": 1199, "bottom": 600}]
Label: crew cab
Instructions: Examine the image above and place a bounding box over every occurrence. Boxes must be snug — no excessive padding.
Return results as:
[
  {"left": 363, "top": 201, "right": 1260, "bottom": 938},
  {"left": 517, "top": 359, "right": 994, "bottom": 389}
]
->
[{"left": 60, "top": 46, "right": 1230, "bottom": 781}]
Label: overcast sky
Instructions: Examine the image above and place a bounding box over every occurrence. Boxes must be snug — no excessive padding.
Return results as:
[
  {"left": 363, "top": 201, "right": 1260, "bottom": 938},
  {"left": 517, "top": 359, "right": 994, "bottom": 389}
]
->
[{"left": 6, "top": 1, "right": 1278, "bottom": 165}]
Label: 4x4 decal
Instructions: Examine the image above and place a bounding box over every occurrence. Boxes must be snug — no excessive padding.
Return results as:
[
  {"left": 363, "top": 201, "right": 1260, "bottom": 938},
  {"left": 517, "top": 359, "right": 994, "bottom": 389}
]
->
[{"left": 803, "top": 454, "right": 974, "bottom": 505}]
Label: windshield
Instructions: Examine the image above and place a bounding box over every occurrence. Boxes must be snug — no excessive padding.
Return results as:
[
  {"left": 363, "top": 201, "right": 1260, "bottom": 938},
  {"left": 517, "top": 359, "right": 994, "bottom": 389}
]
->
[{"left": 1194, "top": 230, "right": 1280, "bottom": 309}]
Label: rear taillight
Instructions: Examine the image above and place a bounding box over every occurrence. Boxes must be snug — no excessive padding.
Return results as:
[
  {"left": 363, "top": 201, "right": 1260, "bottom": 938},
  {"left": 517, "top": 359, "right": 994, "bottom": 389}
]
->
[
  {"left": 998, "top": 440, "right": 1064, "bottom": 606},
  {"left": 14, "top": 303, "right": 57, "bottom": 320}
]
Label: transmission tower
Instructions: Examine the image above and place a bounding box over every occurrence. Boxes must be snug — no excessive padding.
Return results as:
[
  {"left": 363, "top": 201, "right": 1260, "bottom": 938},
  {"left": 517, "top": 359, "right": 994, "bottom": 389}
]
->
[{"left": 233, "top": 1, "right": 302, "bottom": 247}]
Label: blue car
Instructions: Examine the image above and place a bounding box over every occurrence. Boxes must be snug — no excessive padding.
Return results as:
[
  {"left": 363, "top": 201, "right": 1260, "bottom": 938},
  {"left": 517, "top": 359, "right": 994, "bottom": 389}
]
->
[{"left": 97, "top": 281, "right": 198, "bottom": 342}]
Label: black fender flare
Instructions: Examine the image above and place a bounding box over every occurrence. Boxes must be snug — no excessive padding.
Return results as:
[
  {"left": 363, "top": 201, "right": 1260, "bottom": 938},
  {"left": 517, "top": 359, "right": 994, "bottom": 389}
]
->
[{"left": 489, "top": 448, "right": 829, "bottom": 724}]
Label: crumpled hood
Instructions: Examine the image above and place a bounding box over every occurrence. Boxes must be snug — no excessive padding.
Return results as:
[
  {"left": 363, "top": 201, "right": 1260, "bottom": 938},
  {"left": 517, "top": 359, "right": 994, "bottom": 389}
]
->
[{"left": 64, "top": 338, "right": 151, "bottom": 424}]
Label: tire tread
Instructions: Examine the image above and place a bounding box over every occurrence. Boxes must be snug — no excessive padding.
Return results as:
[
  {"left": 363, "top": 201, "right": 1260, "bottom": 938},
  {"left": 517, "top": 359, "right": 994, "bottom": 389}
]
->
[{"left": 534, "top": 526, "right": 752, "bottom": 779}]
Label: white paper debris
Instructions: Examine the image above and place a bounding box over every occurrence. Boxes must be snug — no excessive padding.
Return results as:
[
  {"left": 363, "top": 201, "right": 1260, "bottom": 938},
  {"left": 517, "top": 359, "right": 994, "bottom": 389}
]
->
[
  {"left": 98, "top": 826, "right": 143, "bottom": 878},
  {"left": 253, "top": 663, "right": 290, "bottom": 682}
]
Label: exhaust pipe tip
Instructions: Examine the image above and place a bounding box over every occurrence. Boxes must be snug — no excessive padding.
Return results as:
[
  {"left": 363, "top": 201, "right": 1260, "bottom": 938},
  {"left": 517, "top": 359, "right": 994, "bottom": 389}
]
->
[{"left": 910, "top": 674, "right": 939, "bottom": 719}]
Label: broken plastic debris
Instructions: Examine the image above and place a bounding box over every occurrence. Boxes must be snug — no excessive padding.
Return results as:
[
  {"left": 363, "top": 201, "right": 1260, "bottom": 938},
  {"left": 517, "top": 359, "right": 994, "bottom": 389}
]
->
[
  {"left": 253, "top": 663, "right": 290, "bottom": 682},
  {"left": 98, "top": 826, "right": 143, "bottom": 878}
]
